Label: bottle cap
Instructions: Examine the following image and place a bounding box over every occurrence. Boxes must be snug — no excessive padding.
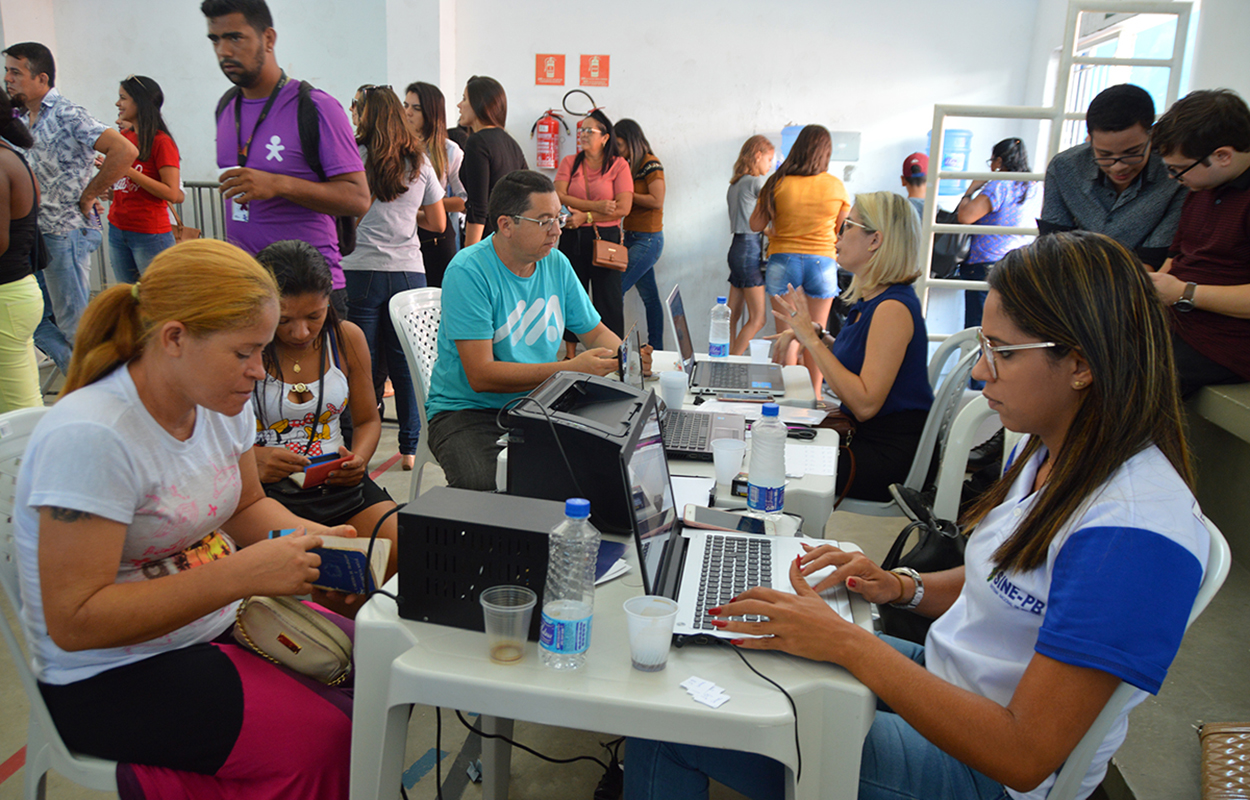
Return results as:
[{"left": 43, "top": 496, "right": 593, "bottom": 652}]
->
[
  {"left": 762, "top": 403, "right": 780, "bottom": 417},
  {"left": 716, "top": 296, "right": 727, "bottom": 304},
  {"left": 565, "top": 498, "right": 591, "bottom": 518}
]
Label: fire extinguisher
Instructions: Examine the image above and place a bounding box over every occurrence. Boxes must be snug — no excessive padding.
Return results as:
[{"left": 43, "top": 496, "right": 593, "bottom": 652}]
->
[{"left": 530, "top": 109, "right": 568, "bottom": 170}]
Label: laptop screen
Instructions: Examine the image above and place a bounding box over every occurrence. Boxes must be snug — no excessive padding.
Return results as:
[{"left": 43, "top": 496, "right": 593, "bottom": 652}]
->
[
  {"left": 666, "top": 285, "right": 696, "bottom": 374},
  {"left": 622, "top": 397, "right": 679, "bottom": 594}
]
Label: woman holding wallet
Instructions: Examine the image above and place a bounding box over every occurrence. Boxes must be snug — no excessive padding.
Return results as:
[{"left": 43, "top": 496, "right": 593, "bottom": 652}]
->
[
  {"left": 13, "top": 239, "right": 355, "bottom": 798},
  {"left": 252, "top": 239, "right": 400, "bottom": 586},
  {"left": 555, "top": 109, "right": 633, "bottom": 344},
  {"left": 107, "top": 74, "right": 184, "bottom": 283}
]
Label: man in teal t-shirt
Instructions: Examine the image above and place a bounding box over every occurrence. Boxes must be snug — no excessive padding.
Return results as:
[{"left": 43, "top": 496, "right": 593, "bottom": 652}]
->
[{"left": 427, "top": 170, "right": 622, "bottom": 490}]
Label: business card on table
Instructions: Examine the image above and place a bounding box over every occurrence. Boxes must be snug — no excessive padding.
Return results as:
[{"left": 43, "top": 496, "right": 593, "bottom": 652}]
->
[{"left": 681, "top": 676, "right": 731, "bottom": 708}]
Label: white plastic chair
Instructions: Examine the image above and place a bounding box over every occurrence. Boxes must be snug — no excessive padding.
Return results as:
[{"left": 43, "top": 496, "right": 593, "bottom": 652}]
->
[
  {"left": 1045, "top": 514, "right": 1231, "bottom": 800},
  {"left": 838, "top": 347, "right": 981, "bottom": 516},
  {"left": 931, "top": 395, "right": 999, "bottom": 521},
  {"left": 927, "top": 327, "right": 981, "bottom": 390},
  {"left": 389, "top": 287, "right": 442, "bottom": 503},
  {"left": 0, "top": 407, "right": 120, "bottom": 799}
]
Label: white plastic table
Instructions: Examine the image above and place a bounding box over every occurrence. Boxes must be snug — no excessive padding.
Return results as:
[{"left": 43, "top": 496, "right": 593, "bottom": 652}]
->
[{"left": 350, "top": 552, "right": 876, "bottom": 800}]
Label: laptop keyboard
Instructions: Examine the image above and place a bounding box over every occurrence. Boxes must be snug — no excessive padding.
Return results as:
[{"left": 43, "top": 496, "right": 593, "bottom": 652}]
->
[
  {"left": 694, "top": 534, "right": 772, "bottom": 630},
  {"left": 664, "top": 410, "right": 711, "bottom": 451},
  {"left": 704, "top": 361, "right": 750, "bottom": 387}
]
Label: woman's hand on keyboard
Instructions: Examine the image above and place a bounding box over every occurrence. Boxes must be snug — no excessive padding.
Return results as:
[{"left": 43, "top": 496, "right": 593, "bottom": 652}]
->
[{"left": 797, "top": 543, "right": 902, "bottom": 604}]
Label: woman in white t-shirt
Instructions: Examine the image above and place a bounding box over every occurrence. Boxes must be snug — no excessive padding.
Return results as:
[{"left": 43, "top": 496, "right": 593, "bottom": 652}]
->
[
  {"left": 341, "top": 85, "right": 446, "bottom": 471},
  {"left": 14, "top": 239, "right": 355, "bottom": 799},
  {"left": 624, "top": 232, "right": 1210, "bottom": 800},
  {"left": 404, "top": 81, "right": 467, "bottom": 288}
]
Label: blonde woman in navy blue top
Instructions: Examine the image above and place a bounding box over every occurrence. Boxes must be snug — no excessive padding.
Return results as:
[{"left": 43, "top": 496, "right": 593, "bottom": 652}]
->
[{"left": 772, "top": 191, "right": 933, "bottom": 501}]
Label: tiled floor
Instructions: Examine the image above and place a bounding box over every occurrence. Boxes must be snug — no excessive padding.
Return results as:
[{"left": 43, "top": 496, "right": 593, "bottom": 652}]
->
[{"left": 3, "top": 387, "right": 1244, "bottom": 800}]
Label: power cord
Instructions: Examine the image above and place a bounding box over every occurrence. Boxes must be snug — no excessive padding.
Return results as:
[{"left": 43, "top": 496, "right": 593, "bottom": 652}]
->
[
  {"left": 453, "top": 709, "right": 610, "bottom": 770},
  {"left": 361, "top": 502, "right": 403, "bottom": 605},
  {"left": 715, "top": 638, "right": 802, "bottom": 783}
]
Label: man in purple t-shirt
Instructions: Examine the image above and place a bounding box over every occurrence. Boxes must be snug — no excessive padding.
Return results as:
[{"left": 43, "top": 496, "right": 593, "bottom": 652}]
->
[{"left": 202, "top": 0, "right": 368, "bottom": 312}]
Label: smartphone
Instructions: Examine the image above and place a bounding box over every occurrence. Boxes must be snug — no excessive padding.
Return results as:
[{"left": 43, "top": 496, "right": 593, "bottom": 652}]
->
[
  {"left": 303, "top": 453, "right": 350, "bottom": 488},
  {"left": 682, "top": 504, "right": 775, "bottom": 536}
]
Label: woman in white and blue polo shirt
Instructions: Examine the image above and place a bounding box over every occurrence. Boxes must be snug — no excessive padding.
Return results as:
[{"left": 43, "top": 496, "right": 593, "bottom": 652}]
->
[{"left": 624, "top": 231, "right": 1209, "bottom": 800}]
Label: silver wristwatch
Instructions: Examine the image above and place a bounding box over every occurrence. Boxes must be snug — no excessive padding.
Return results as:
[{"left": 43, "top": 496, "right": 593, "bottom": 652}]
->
[
  {"left": 1174, "top": 282, "right": 1198, "bottom": 312},
  {"left": 889, "top": 567, "right": 924, "bottom": 610}
]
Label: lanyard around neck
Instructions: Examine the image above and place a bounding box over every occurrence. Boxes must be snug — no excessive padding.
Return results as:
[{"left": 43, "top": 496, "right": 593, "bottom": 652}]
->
[{"left": 234, "top": 71, "right": 289, "bottom": 167}]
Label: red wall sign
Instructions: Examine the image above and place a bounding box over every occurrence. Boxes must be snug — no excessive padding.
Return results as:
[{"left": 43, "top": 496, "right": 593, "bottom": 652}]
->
[
  {"left": 579, "top": 55, "right": 610, "bottom": 87},
  {"left": 536, "top": 54, "right": 565, "bottom": 86}
]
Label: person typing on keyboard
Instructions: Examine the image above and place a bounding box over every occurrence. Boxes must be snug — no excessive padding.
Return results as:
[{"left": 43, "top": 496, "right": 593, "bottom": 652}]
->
[{"left": 625, "top": 232, "right": 1210, "bottom": 800}]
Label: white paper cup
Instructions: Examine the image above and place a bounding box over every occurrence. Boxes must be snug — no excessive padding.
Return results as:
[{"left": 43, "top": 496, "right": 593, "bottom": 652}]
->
[
  {"left": 658, "top": 371, "right": 688, "bottom": 409},
  {"left": 480, "top": 585, "right": 537, "bottom": 665},
  {"left": 711, "top": 438, "right": 748, "bottom": 486},
  {"left": 623, "top": 595, "right": 679, "bottom": 671},
  {"left": 749, "top": 339, "right": 772, "bottom": 363}
]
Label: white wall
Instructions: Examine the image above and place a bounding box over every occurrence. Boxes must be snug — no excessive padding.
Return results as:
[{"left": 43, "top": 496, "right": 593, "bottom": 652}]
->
[{"left": 5, "top": 0, "right": 1058, "bottom": 347}]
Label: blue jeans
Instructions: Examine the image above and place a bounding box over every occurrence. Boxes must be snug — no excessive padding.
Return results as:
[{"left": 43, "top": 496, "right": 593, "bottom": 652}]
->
[
  {"left": 622, "top": 636, "right": 1008, "bottom": 800},
  {"left": 764, "top": 252, "right": 838, "bottom": 298},
  {"left": 622, "top": 230, "right": 665, "bottom": 349},
  {"left": 34, "top": 227, "right": 101, "bottom": 373},
  {"left": 344, "top": 270, "right": 426, "bottom": 455},
  {"left": 109, "top": 228, "right": 175, "bottom": 284}
]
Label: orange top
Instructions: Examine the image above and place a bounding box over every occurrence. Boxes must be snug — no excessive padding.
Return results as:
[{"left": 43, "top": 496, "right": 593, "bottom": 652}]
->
[{"left": 764, "top": 173, "right": 851, "bottom": 258}]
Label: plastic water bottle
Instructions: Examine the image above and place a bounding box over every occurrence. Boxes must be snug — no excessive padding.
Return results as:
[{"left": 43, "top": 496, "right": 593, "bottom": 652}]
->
[
  {"left": 709, "top": 296, "right": 731, "bottom": 359},
  {"left": 540, "top": 498, "right": 601, "bottom": 670},
  {"left": 748, "top": 403, "right": 786, "bottom": 522}
]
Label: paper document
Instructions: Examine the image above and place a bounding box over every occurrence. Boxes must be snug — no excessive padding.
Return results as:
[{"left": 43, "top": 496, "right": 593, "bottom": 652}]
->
[{"left": 785, "top": 444, "right": 838, "bottom": 477}]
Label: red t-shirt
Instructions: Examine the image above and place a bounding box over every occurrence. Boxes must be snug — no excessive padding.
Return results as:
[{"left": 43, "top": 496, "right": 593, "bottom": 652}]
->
[{"left": 108, "top": 129, "right": 179, "bottom": 234}]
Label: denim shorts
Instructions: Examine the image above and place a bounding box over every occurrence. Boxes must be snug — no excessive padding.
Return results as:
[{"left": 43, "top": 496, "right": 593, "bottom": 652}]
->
[
  {"left": 727, "top": 233, "right": 766, "bottom": 289},
  {"left": 764, "top": 252, "right": 838, "bottom": 298}
]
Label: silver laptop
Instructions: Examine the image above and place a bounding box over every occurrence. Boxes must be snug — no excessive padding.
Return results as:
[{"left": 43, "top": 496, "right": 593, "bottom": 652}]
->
[
  {"left": 620, "top": 324, "right": 744, "bottom": 460},
  {"left": 624, "top": 395, "right": 852, "bottom": 640},
  {"left": 666, "top": 285, "right": 784, "bottom": 396}
]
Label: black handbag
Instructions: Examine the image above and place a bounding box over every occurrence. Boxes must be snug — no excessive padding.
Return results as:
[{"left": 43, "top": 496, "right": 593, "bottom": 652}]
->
[
  {"left": 263, "top": 478, "right": 366, "bottom": 526},
  {"left": 878, "top": 498, "right": 966, "bottom": 644}
]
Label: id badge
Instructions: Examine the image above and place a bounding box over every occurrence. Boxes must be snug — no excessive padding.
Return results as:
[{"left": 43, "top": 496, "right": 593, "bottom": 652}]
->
[{"left": 232, "top": 202, "right": 250, "bottom": 223}]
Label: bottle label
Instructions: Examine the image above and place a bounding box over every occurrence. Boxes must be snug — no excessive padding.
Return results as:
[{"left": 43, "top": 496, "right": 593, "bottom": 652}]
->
[
  {"left": 709, "top": 342, "right": 729, "bottom": 358},
  {"left": 748, "top": 484, "right": 784, "bottom": 513},
  {"left": 540, "top": 612, "right": 592, "bottom": 654}
]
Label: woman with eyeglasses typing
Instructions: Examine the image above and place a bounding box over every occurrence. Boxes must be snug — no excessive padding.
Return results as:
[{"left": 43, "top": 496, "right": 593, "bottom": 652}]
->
[
  {"left": 770, "top": 191, "right": 933, "bottom": 503},
  {"left": 625, "top": 231, "right": 1209, "bottom": 800},
  {"left": 339, "top": 85, "right": 446, "bottom": 471},
  {"left": 555, "top": 108, "right": 634, "bottom": 344}
]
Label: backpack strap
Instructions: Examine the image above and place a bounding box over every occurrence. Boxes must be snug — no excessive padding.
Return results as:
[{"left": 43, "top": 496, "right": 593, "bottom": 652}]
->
[
  {"left": 214, "top": 86, "right": 241, "bottom": 121},
  {"left": 295, "top": 80, "right": 327, "bottom": 183}
]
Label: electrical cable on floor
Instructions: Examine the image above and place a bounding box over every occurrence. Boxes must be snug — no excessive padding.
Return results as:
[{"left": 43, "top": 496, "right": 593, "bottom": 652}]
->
[
  {"left": 717, "top": 638, "right": 802, "bottom": 782},
  {"left": 453, "top": 709, "right": 610, "bottom": 770}
]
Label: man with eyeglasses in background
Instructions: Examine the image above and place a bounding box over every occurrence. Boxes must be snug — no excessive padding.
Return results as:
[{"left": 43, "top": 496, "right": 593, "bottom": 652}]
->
[
  {"left": 202, "top": 0, "right": 368, "bottom": 318},
  {"left": 3, "top": 42, "right": 138, "bottom": 375},
  {"left": 425, "top": 170, "right": 625, "bottom": 490},
  {"left": 1039, "top": 84, "right": 1185, "bottom": 269},
  {"left": 1147, "top": 89, "right": 1250, "bottom": 397}
]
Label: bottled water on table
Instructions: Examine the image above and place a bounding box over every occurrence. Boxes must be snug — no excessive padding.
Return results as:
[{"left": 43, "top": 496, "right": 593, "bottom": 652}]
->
[
  {"left": 709, "top": 296, "right": 731, "bottom": 359},
  {"left": 748, "top": 403, "right": 786, "bottom": 523},
  {"left": 540, "top": 498, "right": 601, "bottom": 670}
]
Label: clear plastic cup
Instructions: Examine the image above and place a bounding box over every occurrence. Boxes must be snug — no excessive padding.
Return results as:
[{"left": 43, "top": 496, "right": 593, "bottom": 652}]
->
[
  {"left": 659, "top": 371, "right": 688, "bottom": 409},
  {"left": 711, "top": 438, "right": 747, "bottom": 486},
  {"left": 623, "top": 595, "right": 679, "bottom": 671},
  {"left": 480, "top": 585, "right": 537, "bottom": 665},
  {"left": 749, "top": 339, "right": 772, "bottom": 363}
]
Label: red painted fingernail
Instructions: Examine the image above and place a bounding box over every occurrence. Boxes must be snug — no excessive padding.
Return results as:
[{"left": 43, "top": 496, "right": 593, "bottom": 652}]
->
[
  {"left": 710, "top": 619, "right": 728, "bottom": 628},
  {"left": 708, "top": 606, "right": 721, "bottom": 615},
  {"left": 847, "top": 577, "right": 858, "bottom": 589},
  {"left": 730, "top": 639, "right": 744, "bottom": 646}
]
